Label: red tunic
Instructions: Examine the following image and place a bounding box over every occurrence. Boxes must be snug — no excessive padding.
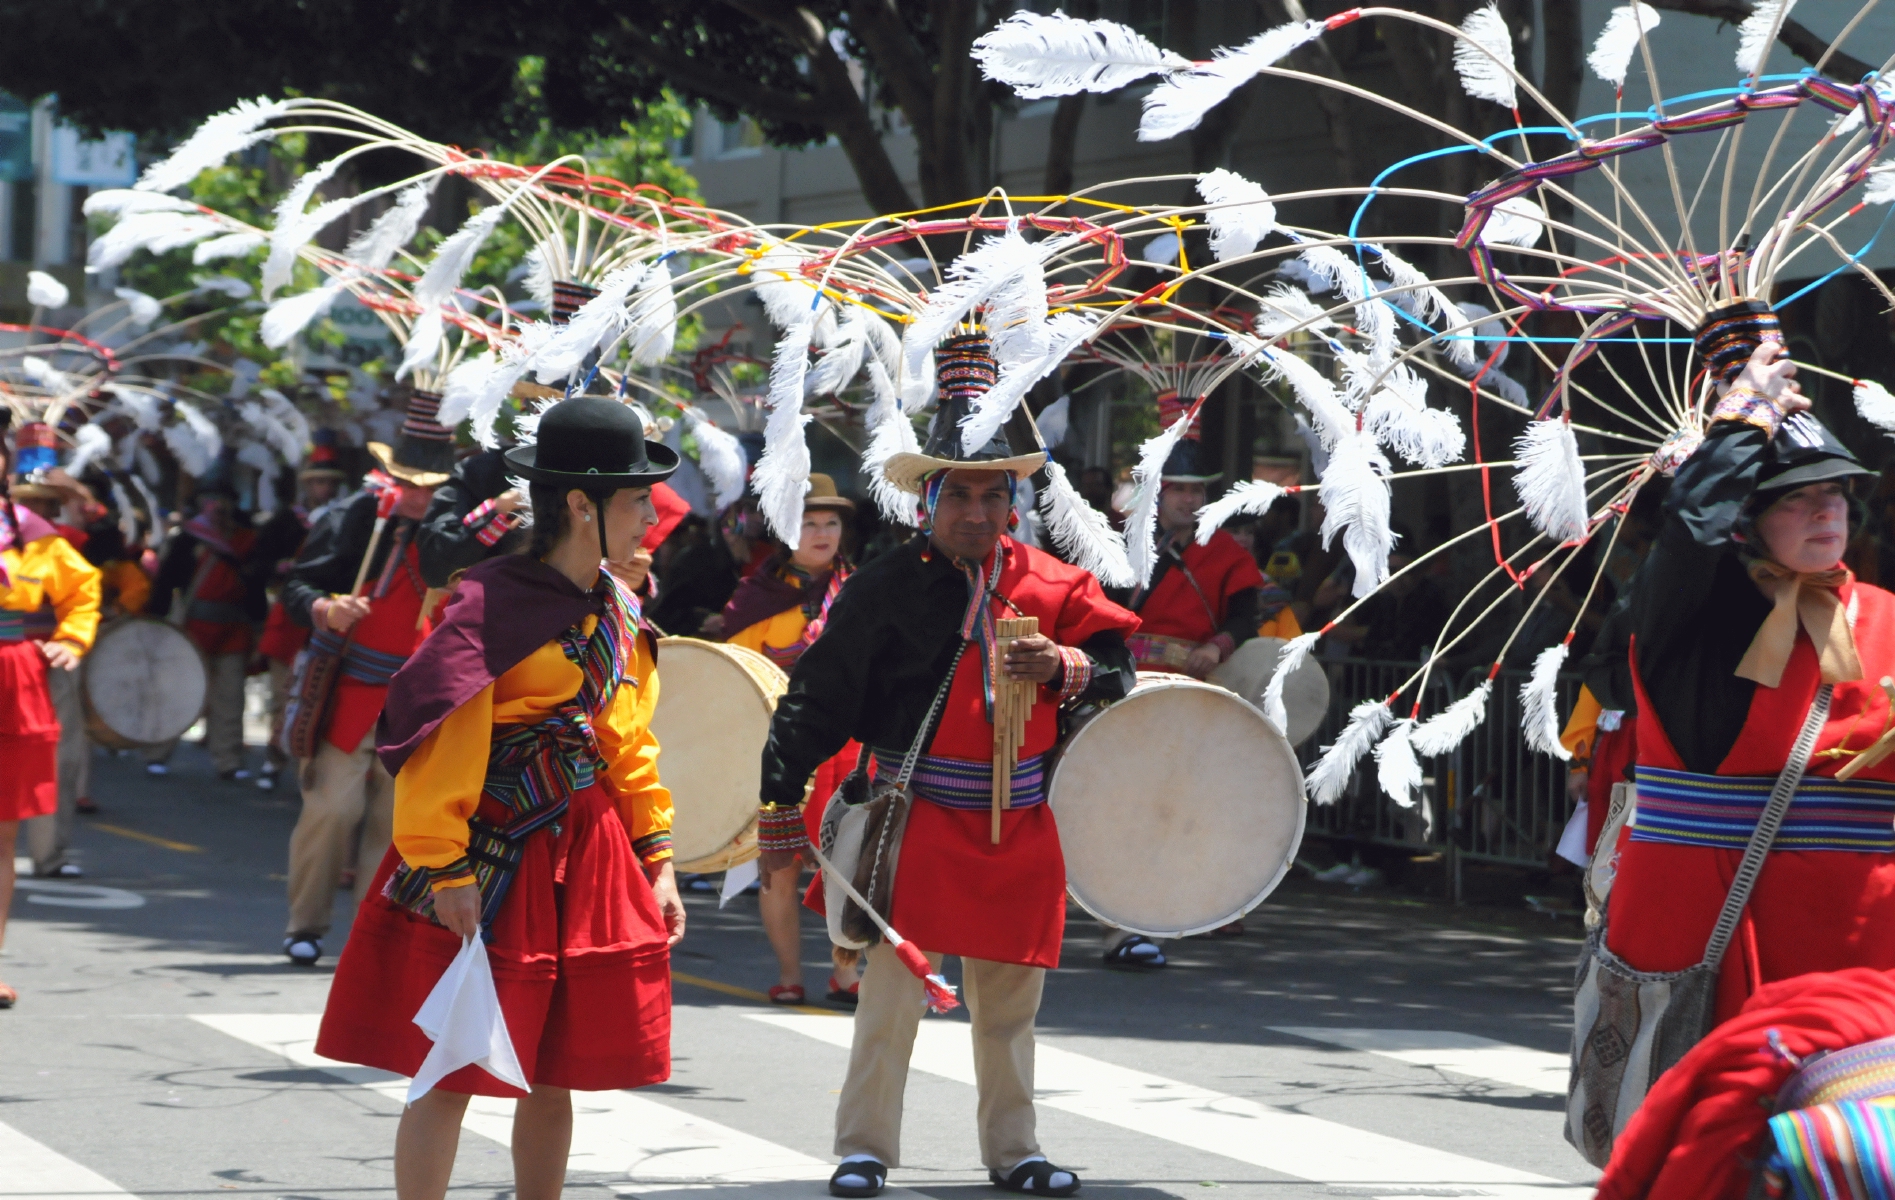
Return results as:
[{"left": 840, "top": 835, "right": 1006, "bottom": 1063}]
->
[
  {"left": 1606, "top": 578, "right": 1895, "bottom": 1024},
  {"left": 257, "top": 599, "right": 308, "bottom": 665},
  {"left": 325, "top": 543, "right": 430, "bottom": 754},
  {"left": 1131, "top": 530, "right": 1263, "bottom": 670},
  {"left": 185, "top": 527, "right": 259, "bottom": 658},
  {"left": 886, "top": 539, "right": 1139, "bottom": 969}
]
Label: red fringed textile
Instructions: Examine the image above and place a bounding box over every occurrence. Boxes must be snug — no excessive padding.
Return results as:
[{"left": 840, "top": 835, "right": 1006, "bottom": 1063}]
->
[{"left": 1598, "top": 969, "right": 1895, "bottom": 1200}]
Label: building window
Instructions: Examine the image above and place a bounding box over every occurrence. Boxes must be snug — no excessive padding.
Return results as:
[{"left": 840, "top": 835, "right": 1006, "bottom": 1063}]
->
[{"left": 714, "top": 117, "right": 765, "bottom": 158}]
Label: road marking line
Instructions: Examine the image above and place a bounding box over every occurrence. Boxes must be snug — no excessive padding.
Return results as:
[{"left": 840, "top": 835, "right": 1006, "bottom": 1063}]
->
[
  {"left": 670, "top": 969, "right": 841, "bottom": 1017},
  {"left": 748, "top": 1012, "right": 1592, "bottom": 1196},
  {"left": 191, "top": 1014, "right": 902, "bottom": 1194},
  {"left": 0, "top": 1118, "right": 137, "bottom": 1198},
  {"left": 1270, "top": 1027, "right": 1568, "bottom": 1095},
  {"left": 89, "top": 824, "right": 202, "bottom": 853}
]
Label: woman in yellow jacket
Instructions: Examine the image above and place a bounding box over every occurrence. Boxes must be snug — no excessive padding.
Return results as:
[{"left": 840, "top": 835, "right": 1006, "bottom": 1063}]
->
[
  {"left": 0, "top": 475, "right": 102, "bottom": 1009},
  {"left": 315, "top": 398, "right": 685, "bottom": 1200}
]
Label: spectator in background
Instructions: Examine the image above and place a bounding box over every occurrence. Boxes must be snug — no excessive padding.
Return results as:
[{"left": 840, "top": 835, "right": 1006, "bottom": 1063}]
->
[
  {"left": 252, "top": 457, "right": 347, "bottom": 791},
  {"left": 651, "top": 495, "right": 770, "bottom": 637},
  {"left": 1077, "top": 464, "right": 1122, "bottom": 529}
]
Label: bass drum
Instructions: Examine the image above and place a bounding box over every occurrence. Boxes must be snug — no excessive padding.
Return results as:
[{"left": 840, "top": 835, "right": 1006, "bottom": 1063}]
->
[
  {"left": 82, "top": 617, "right": 209, "bottom": 748},
  {"left": 1048, "top": 674, "right": 1305, "bottom": 938},
  {"left": 650, "top": 637, "right": 787, "bottom": 874},
  {"left": 1208, "top": 635, "right": 1331, "bottom": 746}
]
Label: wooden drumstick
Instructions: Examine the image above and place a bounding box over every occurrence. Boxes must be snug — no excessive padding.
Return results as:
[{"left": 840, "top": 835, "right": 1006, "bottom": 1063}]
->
[{"left": 992, "top": 616, "right": 1038, "bottom": 844}]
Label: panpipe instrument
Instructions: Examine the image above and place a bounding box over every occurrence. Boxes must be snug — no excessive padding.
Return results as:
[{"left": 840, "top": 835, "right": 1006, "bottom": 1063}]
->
[{"left": 990, "top": 616, "right": 1039, "bottom": 844}]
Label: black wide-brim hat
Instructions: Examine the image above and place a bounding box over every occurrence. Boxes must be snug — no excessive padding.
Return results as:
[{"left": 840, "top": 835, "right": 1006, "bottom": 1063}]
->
[
  {"left": 1755, "top": 411, "right": 1875, "bottom": 496},
  {"left": 503, "top": 395, "right": 679, "bottom": 489}
]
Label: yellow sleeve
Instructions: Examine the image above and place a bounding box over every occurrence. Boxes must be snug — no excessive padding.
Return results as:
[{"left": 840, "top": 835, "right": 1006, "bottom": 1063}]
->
[
  {"left": 114, "top": 563, "right": 151, "bottom": 615},
  {"left": 1560, "top": 684, "right": 1602, "bottom": 763},
  {"left": 392, "top": 681, "right": 495, "bottom": 889},
  {"left": 45, "top": 539, "right": 102, "bottom": 652},
  {"left": 596, "top": 631, "right": 673, "bottom": 864},
  {"left": 726, "top": 607, "right": 804, "bottom": 654},
  {"left": 1258, "top": 607, "right": 1303, "bottom": 640}
]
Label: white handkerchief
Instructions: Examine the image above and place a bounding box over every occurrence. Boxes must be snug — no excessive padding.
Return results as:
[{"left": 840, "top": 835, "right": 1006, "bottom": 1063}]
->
[
  {"left": 406, "top": 935, "right": 529, "bottom": 1104},
  {"left": 719, "top": 859, "right": 760, "bottom": 909}
]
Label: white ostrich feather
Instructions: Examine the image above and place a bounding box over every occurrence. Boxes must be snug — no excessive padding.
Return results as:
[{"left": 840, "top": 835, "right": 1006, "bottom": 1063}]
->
[
  {"left": 961, "top": 310, "right": 1096, "bottom": 455},
  {"left": 1411, "top": 678, "right": 1493, "bottom": 756},
  {"left": 257, "top": 388, "right": 310, "bottom": 459},
  {"left": 531, "top": 261, "right": 643, "bottom": 384},
  {"left": 263, "top": 156, "right": 345, "bottom": 300},
  {"left": 1140, "top": 19, "right": 1327, "bottom": 142},
  {"left": 682, "top": 405, "right": 748, "bottom": 510},
  {"left": 1039, "top": 459, "right": 1135, "bottom": 587},
  {"left": 1589, "top": 3, "right": 1661, "bottom": 89},
  {"left": 521, "top": 246, "right": 556, "bottom": 309},
  {"left": 1038, "top": 393, "right": 1072, "bottom": 449},
  {"left": 1856, "top": 379, "right": 1895, "bottom": 433},
  {"left": 1320, "top": 432, "right": 1393, "bottom": 599},
  {"left": 1432, "top": 292, "right": 1477, "bottom": 369},
  {"left": 164, "top": 401, "right": 222, "bottom": 477},
  {"left": 1260, "top": 631, "right": 1319, "bottom": 737},
  {"left": 1369, "top": 246, "right": 1468, "bottom": 366},
  {"left": 397, "top": 205, "right": 507, "bottom": 379},
  {"left": 66, "top": 423, "right": 112, "bottom": 479},
  {"left": 1253, "top": 285, "right": 1333, "bottom": 338},
  {"left": 236, "top": 438, "right": 277, "bottom": 483},
  {"left": 114, "top": 287, "right": 162, "bottom": 327},
  {"left": 1481, "top": 196, "right": 1547, "bottom": 248},
  {"left": 110, "top": 480, "right": 138, "bottom": 543},
  {"left": 1374, "top": 718, "right": 1425, "bottom": 807},
  {"left": 26, "top": 271, "right": 68, "bottom": 309},
  {"left": 1195, "top": 479, "right": 1287, "bottom": 545},
  {"left": 902, "top": 227, "right": 1042, "bottom": 390},
  {"left": 1298, "top": 244, "right": 1395, "bottom": 364},
  {"left": 1737, "top": 0, "right": 1797, "bottom": 77},
  {"left": 1308, "top": 698, "right": 1393, "bottom": 805},
  {"left": 1243, "top": 341, "right": 1353, "bottom": 448},
  {"left": 193, "top": 274, "right": 252, "bottom": 299},
  {"left": 861, "top": 311, "right": 903, "bottom": 380},
  {"left": 625, "top": 260, "right": 677, "bottom": 367},
  {"left": 972, "top": 10, "right": 1189, "bottom": 99},
  {"left": 1363, "top": 373, "right": 1465, "bottom": 468},
  {"left": 345, "top": 182, "right": 432, "bottom": 270},
  {"left": 22, "top": 356, "right": 74, "bottom": 391},
  {"left": 441, "top": 351, "right": 515, "bottom": 433},
  {"left": 192, "top": 232, "right": 266, "bottom": 265},
  {"left": 1521, "top": 643, "right": 1573, "bottom": 759},
  {"left": 1196, "top": 169, "right": 1277, "bottom": 261},
  {"left": 1513, "top": 418, "right": 1590, "bottom": 543},
  {"left": 1865, "top": 164, "right": 1895, "bottom": 206},
  {"left": 87, "top": 212, "right": 222, "bottom": 272},
  {"left": 756, "top": 322, "right": 816, "bottom": 548},
  {"left": 1123, "top": 417, "right": 1193, "bottom": 588},
  {"left": 104, "top": 384, "right": 162, "bottom": 431},
  {"left": 807, "top": 307, "right": 868, "bottom": 396},
  {"left": 751, "top": 247, "right": 836, "bottom": 342},
  {"left": 260, "top": 279, "right": 348, "bottom": 349},
  {"left": 238, "top": 399, "right": 302, "bottom": 465},
  {"left": 861, "top": 361, "right": 922, "bottom": 526},
  {"left": 137, "top": 97, "right": 290, "bottom": 193},
  {"left": 84, "top": 190, "right": 198, "bottom": 217},
  {"left": 1454, "top": 4, "right": 1518, "bottom": 109}
]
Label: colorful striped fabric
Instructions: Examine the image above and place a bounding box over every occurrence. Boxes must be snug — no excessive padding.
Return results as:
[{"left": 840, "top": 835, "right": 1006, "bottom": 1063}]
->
[
  {"left": 1630, "top": 766, "right": 1895, "bottom": 853},
  {"left": 1778, "top": 1037, "right": 1895, "bottom": 1113},
  {"left": 1762, "top": 1099, "right": 1895, "bottom": 1199},
  {"left": 310, "top": 631, "right": 412, "bottom": 687},
  {"left": 878, "top": 750, "right": 1048, "bottom": 810},
  {"left": 0, "top": 608, "right": 23, "bottom": 643}
]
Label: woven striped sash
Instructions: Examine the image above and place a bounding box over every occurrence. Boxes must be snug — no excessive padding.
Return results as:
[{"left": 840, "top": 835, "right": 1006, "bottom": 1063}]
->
[
  {"left": 309, "top": 630, "right": 411, "bottom": 687},
  {"left": 875, "top": 750, "right": 1048, "bottom": 810},
  {"left": 1631, "top": 765, "right": 1895, "bottom": 853}
]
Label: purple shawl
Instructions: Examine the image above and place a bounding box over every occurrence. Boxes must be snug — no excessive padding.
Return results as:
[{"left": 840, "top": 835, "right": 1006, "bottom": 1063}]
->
[{"left": 375, "top": 554, "right": 603, "bottom": 776}]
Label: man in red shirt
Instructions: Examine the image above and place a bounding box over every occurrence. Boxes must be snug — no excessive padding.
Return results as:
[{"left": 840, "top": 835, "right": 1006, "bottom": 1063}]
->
[{"left": 277, "top": 392, "right": 448, "bottom": 966}]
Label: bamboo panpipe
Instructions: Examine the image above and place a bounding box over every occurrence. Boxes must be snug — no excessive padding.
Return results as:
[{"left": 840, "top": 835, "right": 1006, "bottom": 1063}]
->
[{"left": 991, "top": 616, "right": 1039, "bottom": 844}]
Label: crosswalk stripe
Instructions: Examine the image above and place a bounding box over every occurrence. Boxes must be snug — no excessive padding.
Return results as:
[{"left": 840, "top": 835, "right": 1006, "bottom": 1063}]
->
[
  {"left": 748, "top": 1011, "right": 1592, "bottom": 1197},
  {"left": 0, "top": 1119, "right": 136, "bottom": 1199},
  {"left": 1269, "top": 1027, "right": 1569, "bottom": 1095}
]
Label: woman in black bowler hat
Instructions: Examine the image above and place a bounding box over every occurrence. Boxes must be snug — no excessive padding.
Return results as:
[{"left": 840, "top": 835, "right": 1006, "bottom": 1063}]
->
[{"left": 315, "top": 396, "right": 685, "bottom": 1200}]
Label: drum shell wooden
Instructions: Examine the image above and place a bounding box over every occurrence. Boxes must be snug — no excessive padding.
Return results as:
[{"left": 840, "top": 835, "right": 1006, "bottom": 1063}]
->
[
  {"left": 1048, "top": 675, "right": 1305, "bottom": 938},
  {"left": 1207, "top": 635, "right": 1331, "bottom": 746},
  {"left": 81, "top": 617, "right": 210, "bottom": 749},
  {"left": 651, "top": 637, "right": 786, "bottom": 873}
]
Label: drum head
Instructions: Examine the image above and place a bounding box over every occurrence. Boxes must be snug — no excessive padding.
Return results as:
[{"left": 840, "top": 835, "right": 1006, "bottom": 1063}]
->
[
  {"left": 1208, "top": 636, "right": 1331, "bottom": 746},
  {"left": 82, "top": 618, "right": 207, "bottom": 746},
  {"left": 651, "top": 638, "right": 786, "bottom": 866},
  {"left": 1050, "top": 677, "right": 1305, "bottom": 938}
]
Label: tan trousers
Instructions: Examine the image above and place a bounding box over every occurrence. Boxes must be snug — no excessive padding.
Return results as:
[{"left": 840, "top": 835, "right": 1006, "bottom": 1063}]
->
[
  {"left": 26, "top": 666, "right": 88, "bottom": 872},
  {"left": 835, "top": 942, "right": 1044, "bottom": 1171},
  {"left": 284, "top": 729, "right": 393, "bottom": 936},
  {"left": 141, "top": 651, "right": 248, "bottom": 773}
]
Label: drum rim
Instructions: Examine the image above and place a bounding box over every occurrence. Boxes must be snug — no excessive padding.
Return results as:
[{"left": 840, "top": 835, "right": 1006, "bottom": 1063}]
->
[
  {"left": 1051, "top": 675, "right": 1307, "bottom": 939},
  {"left": 652, "top": 636, "right": 785, "bottom": 863},
  {"left": 1206, "top": 636, "right": 1331, "bottom": 748}
]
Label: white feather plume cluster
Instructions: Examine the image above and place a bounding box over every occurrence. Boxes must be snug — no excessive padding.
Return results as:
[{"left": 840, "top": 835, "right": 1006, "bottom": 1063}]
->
[
  {"left": 1123, "top": 415, "right": 1194, "bottom": 587},
  {"left": 399, "top": 205, "right": 508, "bottom": 380},
  {"left": 263, "top": 156, "right": 345, "bottom": 300},
  {"left": 1454, "top": 4, "right": 1518, "bottom": 110},
  {"left": 84, "top": 190, "right": 199, "bottom": 218},
  {"left": 1308, "top": 698, "right": 1393, "bottom": 805},
  {"left": 625, "top": 260, "right": 679, "bottom": 367},
  {"left": 103, "top": 384, "right": 163, "bottom": 431},
  {"left": 1260, "top": 631, "right": 1319, "bottom": 738},
  {"left": 1513, "top": 418, "right": 1591, "bottom": 544},
  {"left": 1354, "top": 360, "right": 1465, "bottom": 469},
  {"left": 961, "top": 310, "right": 1097, "bottom": 455},
  {"left": 136, "top": 97, "right": 290, "bottom": 193},
  {"left": 1736, "top": 0, "right": 1797, "bottom": 77},
  {"left": 238, "top": 388, "right": 310, "bottom": 465},
  {"left": 682, "top": 405, "right": 748, "bottom": 510},
  {"left": 1196, "top": 170, "right": 1277, "bottom": 261},
  {"left": 806, "top": 307, "right": 868, "bottom": 397},
  {"left": 66, "top": 423, "right": 112, "bottom": 479},
  {"left": 1521, "top": 643, "right": 1573, "bottom": 759},
  {"left": 971, "top": 10, "right": 1188, "bottom": 99},
  {"left": 861, "top": 361, "right": 922, "bottom": 526},
  {"left": 440, "top": 325, "right": 550, "bottom": 447},
  {"left": 903, "top": 228, "right": 1043, "bottom": 401},
  {"left": 1410, "top": 678, "right": 1493, "bottom": 757},
  {"left": 1588, "top": 3, "right": 1660, "bottom": 89},
  {"left": 114, "top": 287, "right": 163, "bottom": 327},
  {"left": 26, "top": 271, "right": 69, "bottom": 309},
  {"left": 346, "top": 182, "right": 432, "bottom": 270},
  {"left": 261, "top": 278, "right": 349, "bottom": 349},
  {"left": 1372, "top": 246, "right": 1474, "bottom": 369},
  {"left": 1320, "top": 432, "right": 1393, "bottom": 599},
  {"left": 1374, "top": 718, "right": 1424, "bottom": 807},
  {"left": 1140, "top": 19, "right": 1328, "bottom": 142},
  {"left": 193, "top": 232, "right": 266, "bottom": 265},
  {"left": 1856, "top": 379, "right": 1895, "bottom": 434},
  {"left": 1297, "top": 244, "right": 1395, "bottom": 364},
  {"left": 1242, "top": 340, "right": 1353, "bottom": 448},
  {"left": 23, "top": 356, "right": 75, "bottom": 392},
  {"left": 1253, "top": 285, "right": 1333, "bottom": 338},
  {"left": 755, "top": 322, "right": 817, "bottom": 548},
  {"left": 88, "top": 212, "right": 226, "bottom": 272},
  {"left": 1039, "top": 460, "right": 1135, "bottom": 587},
  {"left": 1480, "top": 196, "right": 1547, "bottom": 249},
  {"left": 164, "top": 401, "right": 222, "bottom": 477},
  {"left": 1194, "top": 479, "right": 1287, "bottom": 545},
  {"left": 531, "top": 262, "right": 644, "bottom": 384}
]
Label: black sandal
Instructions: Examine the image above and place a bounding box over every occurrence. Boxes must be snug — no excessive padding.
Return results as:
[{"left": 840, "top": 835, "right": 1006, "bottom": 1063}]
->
[
  {"left": 829, "top": 1158, "right": 887, "bottom": 1198},
  {"left": 1102, "top": 935, "right": 1166, "bottom": 969},
  {"left": 990, "top": 1157, "right": 1080, "bottom": 1196}
]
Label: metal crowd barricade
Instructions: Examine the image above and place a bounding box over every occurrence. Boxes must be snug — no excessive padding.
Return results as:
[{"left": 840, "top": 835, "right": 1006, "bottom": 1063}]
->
[{"left": 1294, "top": 658, "right": 1582, "bottom": 902}]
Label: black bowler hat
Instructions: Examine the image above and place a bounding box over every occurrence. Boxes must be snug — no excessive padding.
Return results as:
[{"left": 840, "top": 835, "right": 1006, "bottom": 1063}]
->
[
  {"left": 503, "top": 396, "right": 679, "bottom": 489},
  {"left": 1756, "top": 412, "right": 1874, "bottom": 497}
]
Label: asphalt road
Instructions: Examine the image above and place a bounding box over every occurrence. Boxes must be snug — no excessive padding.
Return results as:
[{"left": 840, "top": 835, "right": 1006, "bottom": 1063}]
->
[{"left": 1, "top": 739, "right": 1596, "bottom": 1199}]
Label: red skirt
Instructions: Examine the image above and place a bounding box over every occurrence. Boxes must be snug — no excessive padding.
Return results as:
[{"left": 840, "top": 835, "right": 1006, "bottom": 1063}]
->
[
  {"left": 315, "top": 783, "right": 673, "bottom": 1095},
  {"left": 0, "top": 641, "right": 58, "bottom": 822}
]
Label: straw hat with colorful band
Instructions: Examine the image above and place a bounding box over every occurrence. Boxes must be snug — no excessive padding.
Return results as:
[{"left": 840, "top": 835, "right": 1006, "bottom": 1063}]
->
[
  {"left": 802, "top": 473, "right": 855, "bottom": 513},
  {"left": 366, "top": 389, "right": 457, "bottom": 487},
  {"left": 882, "top": 333, "right": 1045, "bottom": 494}
]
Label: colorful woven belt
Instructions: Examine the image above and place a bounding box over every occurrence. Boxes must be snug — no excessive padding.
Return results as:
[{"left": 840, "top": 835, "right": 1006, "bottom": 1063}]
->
[
  {"left": 0, "top": 608, "right": 24, "bottom": 643},
  {"left": 1631, "top": 766, "right": 1895, "bottom": 853},
  {"left": 1127, "top": 632, "right": 1196, "bottom": 670},
  {"left": 875, "top": 750, "right": 1048, "bottom": 810},
  {"left": 310, "top": 630, "right": 411, "bottom": 687}
]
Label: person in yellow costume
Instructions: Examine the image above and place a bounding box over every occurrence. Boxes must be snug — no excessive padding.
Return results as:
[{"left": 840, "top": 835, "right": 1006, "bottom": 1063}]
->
[
  {"left": 0, "top": 429, "right": 102, "bottom": 1009},
  {"left": 314, "top": 397, "right": 685, "bottom": 1200}
]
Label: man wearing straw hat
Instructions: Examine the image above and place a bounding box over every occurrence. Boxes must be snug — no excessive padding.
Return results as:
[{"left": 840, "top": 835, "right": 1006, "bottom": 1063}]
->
[
  {"left": 276, "top": 392, "right": 448, "bottom": 966},
  {"left": 756, "top": 333, "right": 1138, "bottom": 1199}
]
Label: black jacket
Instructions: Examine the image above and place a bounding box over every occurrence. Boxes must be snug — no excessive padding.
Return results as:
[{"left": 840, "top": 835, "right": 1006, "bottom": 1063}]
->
[
  {"left": 758, "top": 537, "right": 1135, "bottom": 808},
  {"left": 284, "top": 490, "right": 420, "bottom": 628},
  {"left": 149, "top": 522, "right": 270, "bottom": 623},
  {"left": 418, "top": 449, "right": 524, "bottom": 588}
]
